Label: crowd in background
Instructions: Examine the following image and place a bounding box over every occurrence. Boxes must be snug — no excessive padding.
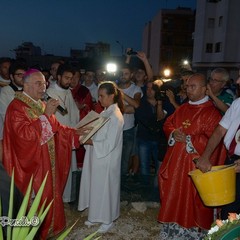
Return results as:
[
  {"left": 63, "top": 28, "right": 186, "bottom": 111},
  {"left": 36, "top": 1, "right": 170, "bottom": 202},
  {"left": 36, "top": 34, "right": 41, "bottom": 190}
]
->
[{"left": 1, "top": 53, "right": 240, "bottom": 238}]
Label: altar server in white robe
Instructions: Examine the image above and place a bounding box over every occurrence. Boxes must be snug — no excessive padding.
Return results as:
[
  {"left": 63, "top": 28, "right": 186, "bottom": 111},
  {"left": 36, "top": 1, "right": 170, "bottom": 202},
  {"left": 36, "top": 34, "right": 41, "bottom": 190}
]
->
[
  {"left": 47, "top": 63, "right": 80, "bottom": 203},
  {"left": 78, "top": 81, "right": 124, "bottom": 233}
]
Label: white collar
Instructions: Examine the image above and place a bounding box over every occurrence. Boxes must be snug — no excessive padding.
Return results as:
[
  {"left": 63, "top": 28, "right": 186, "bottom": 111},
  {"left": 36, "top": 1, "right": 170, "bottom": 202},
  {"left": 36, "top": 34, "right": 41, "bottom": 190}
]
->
[
  {"left": 54, "top": 83, "right": 69, "bottom": 93},
  {"left": 12, "top": 82, "right": 22, "bottom": 90},
  {"left": 189, "top": 96, "right": 209, "bottom": 105}
]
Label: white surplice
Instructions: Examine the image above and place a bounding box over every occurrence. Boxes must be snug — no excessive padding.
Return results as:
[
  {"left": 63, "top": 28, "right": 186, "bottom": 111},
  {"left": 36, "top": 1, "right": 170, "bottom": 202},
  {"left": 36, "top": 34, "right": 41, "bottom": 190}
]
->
[
  {"left": 47, "top": 85, "right": 80, "bottom": 202},
  {"left": 78, "top": 103, "right": 124, "bottom": 224},
  {"left": 0, "top": 85, "right": 16, "bottom": 139}
]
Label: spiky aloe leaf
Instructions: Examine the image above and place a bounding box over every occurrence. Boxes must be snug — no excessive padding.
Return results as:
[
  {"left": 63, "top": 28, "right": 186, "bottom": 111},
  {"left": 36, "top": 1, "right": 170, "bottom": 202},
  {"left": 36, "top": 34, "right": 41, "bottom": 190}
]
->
[
  {"left": 0, "top": 198, "right": 3, "bottom": 240},
  {"left": 83, "top": 231, "right": 100, "bottom": 240},
  {"left": 24, "top": 199, "right": 53, "bottom": 240},
  {"left": 11, "top": 175, "right": 33, "bottom": 239},
  {"left": 38, "top": 198, "right": 47, "bottom": 217},
  {"left": 17, "top": 172, "right": 49, "bottom": 239},
  {"left": 56, "top": 220, "right": 79, "bottom": 240},
  {"left": 7, "top": 169, "right": 15, "bottom": 240}
]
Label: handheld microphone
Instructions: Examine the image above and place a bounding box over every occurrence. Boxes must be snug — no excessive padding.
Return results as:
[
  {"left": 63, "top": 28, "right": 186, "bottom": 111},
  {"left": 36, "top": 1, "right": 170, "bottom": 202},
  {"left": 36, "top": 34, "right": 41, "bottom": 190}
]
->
[{"left": 43, "top": 93, "right": 68, "bottom": 115}]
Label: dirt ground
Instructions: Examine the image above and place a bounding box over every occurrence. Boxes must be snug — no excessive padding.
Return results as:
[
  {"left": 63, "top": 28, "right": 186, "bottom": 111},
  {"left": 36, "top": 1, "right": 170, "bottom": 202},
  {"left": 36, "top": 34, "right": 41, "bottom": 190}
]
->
[
  {"left": 63, "top": 174, "right": 161, "bottom": 240},
  {"left": 64, "top": 201, "right": 161, "bottom": 240}
]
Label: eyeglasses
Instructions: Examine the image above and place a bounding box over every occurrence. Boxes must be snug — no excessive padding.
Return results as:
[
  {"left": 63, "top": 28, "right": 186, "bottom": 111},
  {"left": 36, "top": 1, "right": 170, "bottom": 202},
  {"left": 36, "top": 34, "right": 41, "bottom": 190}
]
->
[
  {"left": 209, "top": 78, "right": 225, "bottom": 84},
  {"left": 14, "top": 73, "right": 25, "bottom": 77}
]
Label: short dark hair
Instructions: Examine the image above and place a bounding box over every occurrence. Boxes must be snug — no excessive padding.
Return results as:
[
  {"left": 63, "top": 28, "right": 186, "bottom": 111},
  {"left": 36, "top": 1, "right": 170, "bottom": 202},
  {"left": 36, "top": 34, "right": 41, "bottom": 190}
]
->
[
  {"left": 56, "top": 63, "right": 75, "bottom": 76},
  {"left": 120, "top": 63, "right": 133, "bottom": 72},
  {"left": 9, "top": 61, "right": 28, "bottom": 75},
  {"left": 0, "top": 57, "right": 12, "bottom": 66}
]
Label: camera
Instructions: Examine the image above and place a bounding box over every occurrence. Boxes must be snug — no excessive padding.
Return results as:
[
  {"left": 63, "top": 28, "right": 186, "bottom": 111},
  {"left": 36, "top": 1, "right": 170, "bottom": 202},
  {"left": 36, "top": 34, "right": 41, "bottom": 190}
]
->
[
  {"left": 126, "top": 49, "right": 137, "bottom": 55},
  {"left": 155, "top": 90, "right": 167, "bottom": 101},
  {"left": 153, "top": 81, "right": 176, "bottom": 101},
  {"left": 152, "top": 80, "right": 167, "bottom": 101}
]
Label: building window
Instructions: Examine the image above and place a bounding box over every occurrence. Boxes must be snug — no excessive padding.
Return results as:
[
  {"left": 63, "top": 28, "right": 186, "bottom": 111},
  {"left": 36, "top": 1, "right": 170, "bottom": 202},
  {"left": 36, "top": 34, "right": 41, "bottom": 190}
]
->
[
  {"left": 163, "top": 18, "right": 174, "bottom": 30},
  {"left": 215, "top": 42, "right": 222, "bottom": 52},
  {"left": 208, "top": 18, "right": 215, "bottom": 28},
  {"left": 206, "top": 43, "right": 213, "bottom": 53},
  {"left": 218, "top": 16, "right": 223, "bottom": 27}
]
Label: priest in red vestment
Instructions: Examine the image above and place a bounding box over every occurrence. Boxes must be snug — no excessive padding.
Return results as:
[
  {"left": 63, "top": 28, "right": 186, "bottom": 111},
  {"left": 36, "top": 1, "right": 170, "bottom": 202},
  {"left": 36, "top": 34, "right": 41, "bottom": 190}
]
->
[
  {"left": 70, "top": 70, "right": 93, "bottom": 169},
  {"left": 158, "top": 73, "right": 227, "bottom": 239},
  {"left": 2, "top": 69, "right": 84, "bottom": 239}
]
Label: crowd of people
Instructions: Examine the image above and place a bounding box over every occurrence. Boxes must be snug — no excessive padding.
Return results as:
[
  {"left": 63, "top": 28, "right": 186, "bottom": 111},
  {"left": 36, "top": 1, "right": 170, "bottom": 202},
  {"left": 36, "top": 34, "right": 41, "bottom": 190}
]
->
[{"left": 0, "top": 53, "right": 240, "bottom": 239}]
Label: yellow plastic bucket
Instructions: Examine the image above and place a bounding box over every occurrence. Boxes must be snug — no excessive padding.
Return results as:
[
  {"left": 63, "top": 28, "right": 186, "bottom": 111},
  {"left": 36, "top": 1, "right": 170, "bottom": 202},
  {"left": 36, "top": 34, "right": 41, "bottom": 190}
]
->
[{"left": 188, "top": 165, "right": 236, "bottom": 206}]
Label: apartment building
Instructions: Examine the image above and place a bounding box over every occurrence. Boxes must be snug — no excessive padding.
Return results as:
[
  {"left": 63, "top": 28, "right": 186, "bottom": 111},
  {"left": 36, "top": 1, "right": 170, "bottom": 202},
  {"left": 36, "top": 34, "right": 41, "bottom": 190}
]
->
[
  {"left": 142, "top": 7, "right": 195, "bottom": 76},
  {"left": 193, "top": 0, "right": 240, "bottom": 78}
]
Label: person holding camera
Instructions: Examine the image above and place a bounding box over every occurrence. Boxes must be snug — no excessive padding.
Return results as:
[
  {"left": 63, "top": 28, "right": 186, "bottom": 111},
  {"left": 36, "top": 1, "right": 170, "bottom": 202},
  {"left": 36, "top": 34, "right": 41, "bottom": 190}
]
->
[
  {"left": 158, "top": 73, "right": 226, "bottom": 239},
  {"left": 125, "top": 48, "right": 153, "bottom": 95},
  {"left": 135, "top": 80, "right": 166, "bottom": 179},
  {"left": 165, "top": 70, "right": 194, "bottom": 111}
]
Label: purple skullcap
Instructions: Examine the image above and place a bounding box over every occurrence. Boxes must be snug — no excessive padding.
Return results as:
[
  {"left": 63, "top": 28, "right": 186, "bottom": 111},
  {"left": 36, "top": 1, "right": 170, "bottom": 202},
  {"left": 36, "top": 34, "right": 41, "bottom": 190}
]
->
[{"left": 23, "top": 68, "right": 41, "bottom": 78}]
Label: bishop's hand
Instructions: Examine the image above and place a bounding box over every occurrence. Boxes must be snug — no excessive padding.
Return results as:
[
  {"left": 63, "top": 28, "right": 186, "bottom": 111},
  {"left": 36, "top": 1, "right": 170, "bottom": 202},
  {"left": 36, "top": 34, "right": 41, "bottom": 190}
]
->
[{"left": 44, "top": 98, "right": 60, "bottom": 117}]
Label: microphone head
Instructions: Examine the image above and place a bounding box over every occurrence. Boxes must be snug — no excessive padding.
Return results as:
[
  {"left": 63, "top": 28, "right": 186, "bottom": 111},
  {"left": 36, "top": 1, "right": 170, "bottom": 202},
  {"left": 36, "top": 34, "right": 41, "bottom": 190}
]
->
[
  {"left": 42, "top": 93, "right": 68, "bottom": 115},
  {"left": 42, "top": 92, "right": 50, "bottom": 101}
]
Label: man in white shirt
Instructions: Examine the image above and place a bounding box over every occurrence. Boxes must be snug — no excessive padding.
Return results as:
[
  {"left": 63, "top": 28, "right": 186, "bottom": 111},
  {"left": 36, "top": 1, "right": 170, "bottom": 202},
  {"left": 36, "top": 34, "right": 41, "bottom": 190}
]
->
[
  {"left": 0, "top": 57, "right": 11, "bottom": 88},
  {"left": 118, "top": 64, "right": 143, "bottom": 175},
  {"left": 197, "top": 96, "right": 240, "bottom": 219}
]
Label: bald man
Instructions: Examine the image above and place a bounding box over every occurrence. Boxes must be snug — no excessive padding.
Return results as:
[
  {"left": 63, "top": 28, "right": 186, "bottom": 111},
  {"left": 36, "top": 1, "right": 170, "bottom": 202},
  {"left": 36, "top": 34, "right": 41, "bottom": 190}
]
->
[
  {"left": 2, "top": 69, "right": 84, "bottom": 239},
  {"left": 158, "top": 73, "right": 226, "bottom": 239}
]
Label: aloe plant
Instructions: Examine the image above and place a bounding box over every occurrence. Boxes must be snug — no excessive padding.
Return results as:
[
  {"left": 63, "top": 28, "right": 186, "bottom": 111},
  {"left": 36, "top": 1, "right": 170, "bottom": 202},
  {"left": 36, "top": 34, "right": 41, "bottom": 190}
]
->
[
  {"left": 0, "top": 169, "right": 100, "bottom": 240},
  {"left": 0, "top": 170, "right": 52, "bottom": 240},
  {"left": 84, "top": 231, "right": 101, "bottom": 240}
]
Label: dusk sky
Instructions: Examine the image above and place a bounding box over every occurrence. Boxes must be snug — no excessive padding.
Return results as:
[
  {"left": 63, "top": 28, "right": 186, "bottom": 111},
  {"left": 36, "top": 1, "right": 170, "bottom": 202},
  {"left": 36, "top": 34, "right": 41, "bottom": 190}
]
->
[{"left": 1, "top": 0, "right": 196, "bottom": 58}]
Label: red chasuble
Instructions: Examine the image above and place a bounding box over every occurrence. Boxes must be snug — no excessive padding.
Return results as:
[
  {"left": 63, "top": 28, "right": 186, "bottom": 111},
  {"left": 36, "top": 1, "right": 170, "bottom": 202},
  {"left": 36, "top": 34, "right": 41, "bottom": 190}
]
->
[
  {"left": 158, "top": 100, "right": 227, "bottom": 230},
  {"left": 71, "top": 84, "right": 93, "bottom": 168},
  {"left": 71, "top": 83, "right": 93, "bottom": 119},
  {"left": 3, "top": 92, "right": 77, "bottom": 239}
]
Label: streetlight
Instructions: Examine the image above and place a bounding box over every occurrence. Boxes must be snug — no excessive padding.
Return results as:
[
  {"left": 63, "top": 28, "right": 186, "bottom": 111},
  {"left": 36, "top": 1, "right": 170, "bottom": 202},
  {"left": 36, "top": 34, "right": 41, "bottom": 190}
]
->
[
  {"left": 162, "top": 68, "right": 172, "bottom": 82},
  {"left": 106, "top": 63, "right": 117, "bottom": 74},
  {"left": 182, "top": 59, "right": 192, "bottom": 71},
  {"left": 163, "top": 68, "right": 171, "bottom": 78}
]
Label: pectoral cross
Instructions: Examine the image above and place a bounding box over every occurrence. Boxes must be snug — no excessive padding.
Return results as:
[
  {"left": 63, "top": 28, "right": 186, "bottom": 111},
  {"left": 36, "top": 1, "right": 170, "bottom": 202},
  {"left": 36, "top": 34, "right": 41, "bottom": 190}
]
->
[{"left": 182, "top": 119, "right": 191, "bottom": 129}]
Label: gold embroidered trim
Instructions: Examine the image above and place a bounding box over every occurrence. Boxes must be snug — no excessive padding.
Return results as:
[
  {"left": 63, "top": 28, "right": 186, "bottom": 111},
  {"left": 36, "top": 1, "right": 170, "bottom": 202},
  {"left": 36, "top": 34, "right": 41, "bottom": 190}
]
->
[{"left": 15, "top": 92, "right": 56, "bottom": 232}]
